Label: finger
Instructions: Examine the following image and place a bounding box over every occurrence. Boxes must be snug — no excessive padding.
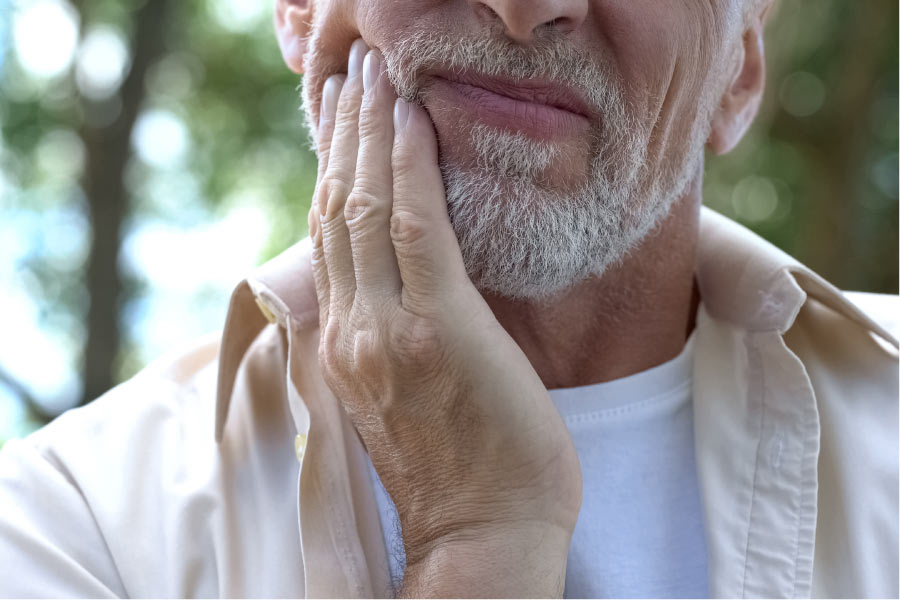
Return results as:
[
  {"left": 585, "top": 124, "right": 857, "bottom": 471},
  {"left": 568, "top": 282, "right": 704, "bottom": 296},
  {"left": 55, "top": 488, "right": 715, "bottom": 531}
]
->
[
  {"left": 319, "top": 38, "right": 368, "bottom": 314},
  {"left": 391, "top": 100, "right": 468, "bottom": 310},
  {"left": 309, "top": 75, "right": 344, "bottom": 326},
  {"left": 316, "top": 74, "right": 346, "bottom": 181},
  {"left": 308, "top": 208, "right": 331, "bottom": 329},
  {"left": 345, "top": 49, "right": 402, "bottom": 306}
]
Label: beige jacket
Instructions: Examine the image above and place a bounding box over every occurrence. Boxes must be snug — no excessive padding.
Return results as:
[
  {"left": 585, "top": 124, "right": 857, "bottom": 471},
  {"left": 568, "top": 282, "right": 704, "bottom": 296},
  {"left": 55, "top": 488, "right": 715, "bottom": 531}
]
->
[{"left": 0, "top": 208, "right": 897, "bottom": 598}]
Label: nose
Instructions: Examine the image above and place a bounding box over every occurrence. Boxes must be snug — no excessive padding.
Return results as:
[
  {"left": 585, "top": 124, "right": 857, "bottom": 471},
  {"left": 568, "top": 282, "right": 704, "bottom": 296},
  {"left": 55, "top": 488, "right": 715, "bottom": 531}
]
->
[{"left": 469, "top": 0, "right": 589, "bottom": 42}]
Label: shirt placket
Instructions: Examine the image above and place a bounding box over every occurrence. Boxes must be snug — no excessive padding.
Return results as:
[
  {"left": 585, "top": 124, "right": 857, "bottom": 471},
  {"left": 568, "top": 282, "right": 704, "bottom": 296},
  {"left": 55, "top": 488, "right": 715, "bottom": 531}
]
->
[{"left": 693, "top": 307, "right": 819, "bottom": 598}]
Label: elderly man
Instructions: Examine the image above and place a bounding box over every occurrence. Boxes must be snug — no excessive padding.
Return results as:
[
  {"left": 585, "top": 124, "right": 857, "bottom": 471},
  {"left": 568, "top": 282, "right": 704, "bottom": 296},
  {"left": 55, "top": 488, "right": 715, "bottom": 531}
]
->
[{"left": 1, "top": 0, "right": 897, "bottom": 597}]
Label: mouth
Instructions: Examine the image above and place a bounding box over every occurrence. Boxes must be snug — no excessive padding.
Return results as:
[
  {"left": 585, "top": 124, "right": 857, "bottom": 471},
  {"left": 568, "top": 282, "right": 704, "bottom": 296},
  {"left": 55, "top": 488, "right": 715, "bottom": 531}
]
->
[{"left": 427, "top": 69, "right": 593, "bottom": 137}]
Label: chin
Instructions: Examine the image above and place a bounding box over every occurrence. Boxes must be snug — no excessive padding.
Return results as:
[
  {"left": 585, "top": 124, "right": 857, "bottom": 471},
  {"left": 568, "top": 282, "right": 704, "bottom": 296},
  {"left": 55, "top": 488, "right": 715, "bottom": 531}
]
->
[{"left": 426, "top": 109, "right": 596, "bottom": 195}]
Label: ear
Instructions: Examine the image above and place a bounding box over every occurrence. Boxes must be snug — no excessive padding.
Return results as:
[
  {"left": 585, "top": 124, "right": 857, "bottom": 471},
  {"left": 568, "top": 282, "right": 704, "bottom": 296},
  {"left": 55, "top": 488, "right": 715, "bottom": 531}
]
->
[
  {"left": 707, "top": 16, "right": 766, "bottom": 155},
  {"left": 275, "top": 0, "right": 314, "bottom": 74}
]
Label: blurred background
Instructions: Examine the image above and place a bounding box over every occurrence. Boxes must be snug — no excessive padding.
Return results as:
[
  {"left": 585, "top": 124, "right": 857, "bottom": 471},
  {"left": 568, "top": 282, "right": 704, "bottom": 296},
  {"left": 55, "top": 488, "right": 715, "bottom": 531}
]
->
[{"left": 0, "top": 0, "right": 897, "bottom": 443}]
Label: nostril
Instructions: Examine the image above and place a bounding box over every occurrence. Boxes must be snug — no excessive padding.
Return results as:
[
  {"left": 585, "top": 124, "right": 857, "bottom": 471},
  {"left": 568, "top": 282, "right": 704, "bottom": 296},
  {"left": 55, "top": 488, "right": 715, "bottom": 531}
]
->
[
  {"left": 470, "top": 0, "right": 587, "bottom": 41},
  {"left": 541, "top": 17, "right": 576, "bottom": 34}
]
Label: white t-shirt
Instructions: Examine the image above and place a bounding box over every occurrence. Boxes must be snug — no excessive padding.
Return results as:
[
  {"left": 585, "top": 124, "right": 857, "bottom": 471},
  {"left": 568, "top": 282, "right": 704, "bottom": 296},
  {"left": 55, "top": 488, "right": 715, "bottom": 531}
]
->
[{"left": 367, "top": 333, "right": 708, "bottom": 598}]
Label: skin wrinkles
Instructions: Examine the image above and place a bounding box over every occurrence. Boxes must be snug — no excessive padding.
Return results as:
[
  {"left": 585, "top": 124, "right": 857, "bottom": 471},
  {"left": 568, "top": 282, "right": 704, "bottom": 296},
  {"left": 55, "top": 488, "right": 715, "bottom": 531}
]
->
[
  {"left": 281, "top": 0, "right": 769, "bottom": 408},
  {"left": 274, "top": 1, "right": 771, "bottom": 595}
]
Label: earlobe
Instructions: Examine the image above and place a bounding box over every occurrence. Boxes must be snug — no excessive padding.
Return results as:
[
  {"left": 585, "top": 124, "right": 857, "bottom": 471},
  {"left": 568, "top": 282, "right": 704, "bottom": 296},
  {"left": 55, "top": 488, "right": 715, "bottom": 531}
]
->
[
  {"left": 707, "top": 23, "right": 766, "bottom": 155},
  {"left": 275, "top": 0, "right": 314, "bottom": 74}
]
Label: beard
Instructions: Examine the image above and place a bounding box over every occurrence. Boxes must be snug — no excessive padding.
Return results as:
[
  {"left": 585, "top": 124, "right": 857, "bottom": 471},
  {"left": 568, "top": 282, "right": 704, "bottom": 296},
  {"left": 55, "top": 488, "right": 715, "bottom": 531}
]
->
[{"left": 301, "top": 28, "right": 711, "bottom": 300}]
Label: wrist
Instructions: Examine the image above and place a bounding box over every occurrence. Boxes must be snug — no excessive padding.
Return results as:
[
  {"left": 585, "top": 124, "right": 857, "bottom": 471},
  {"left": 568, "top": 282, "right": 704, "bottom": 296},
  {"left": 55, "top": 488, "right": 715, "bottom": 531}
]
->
[
  {"left": 390, "top": 450, "right": 583, "bottom": 569},
  {"left": 400, "top": 520, "right": 574, "bottom": 598}
]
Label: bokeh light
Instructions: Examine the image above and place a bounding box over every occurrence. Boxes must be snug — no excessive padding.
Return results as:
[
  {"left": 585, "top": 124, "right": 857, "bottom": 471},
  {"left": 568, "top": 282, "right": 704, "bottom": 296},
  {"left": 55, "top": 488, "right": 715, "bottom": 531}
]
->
[
  {"left": 0, "top": 0, "right": 896, "bottom": 444},
  {"left": 12, "top": 0, "right": 79, "bottom": 79},
  {"left": 132, "top": 109, "right": 191, "bottom": 169},
  {"left": 75, "top": 25, "right": 130, "bottom": 100}
]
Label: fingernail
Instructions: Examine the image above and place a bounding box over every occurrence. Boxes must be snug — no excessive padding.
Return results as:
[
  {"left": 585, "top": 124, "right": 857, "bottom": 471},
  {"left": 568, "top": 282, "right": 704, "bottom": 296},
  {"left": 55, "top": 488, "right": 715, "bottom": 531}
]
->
[
  {"left": 394, "top": 99, "right": 410, "bottom": 131},
  {"left": 363, "top": 51, "right": 380, "bottom": 94},
  {"left": 319, "top": 75, "right": 343, "bottom": 127},
  {"left": 348, "top": 39, "right": 367, "bottom": 80}
]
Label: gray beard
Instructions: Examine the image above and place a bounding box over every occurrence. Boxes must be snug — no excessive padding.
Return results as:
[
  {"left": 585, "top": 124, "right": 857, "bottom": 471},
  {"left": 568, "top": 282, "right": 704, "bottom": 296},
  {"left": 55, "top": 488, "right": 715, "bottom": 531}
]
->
[
  {"left": 303, "top": 29, "right": 711, "bottom": 300},
  {"left": 438, "top": 166, "right": 702, "bottom": 300},
  {"left": 386, "top": 32, "right": 709, "bottom": 299},
  {"left": 440, "top": 122, "right": 706, "bottom": 300}
]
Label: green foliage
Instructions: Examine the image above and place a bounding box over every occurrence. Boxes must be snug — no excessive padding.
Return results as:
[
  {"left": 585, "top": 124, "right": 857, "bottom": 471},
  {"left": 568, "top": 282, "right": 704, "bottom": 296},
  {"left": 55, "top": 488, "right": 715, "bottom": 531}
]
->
[
  {"left": 704, "top": 0, "right": 898, "bottom": 293},
  {"left": 138, "top": 0, "right": 318, "bottom": 254},
  {"left": 0, "top": 0, "right": 896, "bottom": 439}
]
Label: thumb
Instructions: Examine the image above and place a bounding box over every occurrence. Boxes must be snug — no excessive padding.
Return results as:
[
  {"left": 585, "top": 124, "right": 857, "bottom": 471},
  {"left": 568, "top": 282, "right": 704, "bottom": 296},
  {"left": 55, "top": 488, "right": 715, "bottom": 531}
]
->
[{"left": 390, "top": 99, "right": 468, "bottom": 309}]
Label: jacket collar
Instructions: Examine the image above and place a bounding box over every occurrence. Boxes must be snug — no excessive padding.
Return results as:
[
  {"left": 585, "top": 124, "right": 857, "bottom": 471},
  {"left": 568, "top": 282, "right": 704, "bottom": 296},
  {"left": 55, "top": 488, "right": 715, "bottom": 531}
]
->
[
  {"left": 697, "top": 208, "right": 897, "bottom": 342},
  {"left": 214, "top": 207, "right": 898, "bottom": 441}
]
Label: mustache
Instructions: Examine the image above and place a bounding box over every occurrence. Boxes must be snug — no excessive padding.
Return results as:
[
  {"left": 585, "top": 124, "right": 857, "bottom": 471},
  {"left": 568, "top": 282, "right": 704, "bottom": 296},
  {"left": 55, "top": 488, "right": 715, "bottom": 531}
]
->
[
  {"left": 379, "top": 28, "right": 642, "bottom": 187},
  {"left": 381, "top": 29, "right": 628, "bottom": 117}
]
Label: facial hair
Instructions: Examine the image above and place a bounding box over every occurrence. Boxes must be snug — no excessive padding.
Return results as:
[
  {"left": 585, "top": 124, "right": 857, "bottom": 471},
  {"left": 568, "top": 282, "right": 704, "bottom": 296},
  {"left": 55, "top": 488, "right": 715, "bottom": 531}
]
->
[{"left": 303, "top": 29, "right": 712, "bottom": 300}]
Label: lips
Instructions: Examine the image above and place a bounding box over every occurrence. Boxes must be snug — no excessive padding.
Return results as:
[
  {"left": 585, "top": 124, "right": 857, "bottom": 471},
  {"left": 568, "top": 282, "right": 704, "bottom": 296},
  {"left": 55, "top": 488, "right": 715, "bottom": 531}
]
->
[
  {"left": 424, "top": 68, "right": 594, "bottom": 138},
  {"left": 430, "top": 70, "right": 593, "bottom": 120}
]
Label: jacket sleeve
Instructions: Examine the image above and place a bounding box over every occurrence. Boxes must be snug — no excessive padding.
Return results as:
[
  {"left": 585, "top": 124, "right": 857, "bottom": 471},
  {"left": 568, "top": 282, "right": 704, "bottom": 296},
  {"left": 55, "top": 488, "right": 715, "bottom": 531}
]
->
[
  {"left": 0, "top": 332, "right": 300, "bottom": 598},
  {"left": 0, "top": 437, "right": 126, "bottom": 598}
]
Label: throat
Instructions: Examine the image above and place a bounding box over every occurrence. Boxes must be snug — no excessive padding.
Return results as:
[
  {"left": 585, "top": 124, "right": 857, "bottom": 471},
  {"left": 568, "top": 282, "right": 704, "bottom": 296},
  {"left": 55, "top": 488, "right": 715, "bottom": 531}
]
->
[{"left": 482, "top": 194, "right": 702, "bottom": 389}]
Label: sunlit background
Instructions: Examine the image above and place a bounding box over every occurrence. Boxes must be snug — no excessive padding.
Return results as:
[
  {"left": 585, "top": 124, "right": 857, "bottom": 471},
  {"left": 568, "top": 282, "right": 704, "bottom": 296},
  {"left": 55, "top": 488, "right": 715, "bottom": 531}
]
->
[{"left": 0, "top": 0, "right": 897, "bottom": 442}]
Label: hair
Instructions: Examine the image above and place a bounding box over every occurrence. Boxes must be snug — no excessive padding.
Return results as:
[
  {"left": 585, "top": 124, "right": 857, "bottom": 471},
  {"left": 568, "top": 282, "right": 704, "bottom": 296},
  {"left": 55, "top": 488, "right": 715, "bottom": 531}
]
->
[
  {"left": 377, "top": 30, "right": 715, "bottom": 299},
  {"left": 299, "top": 11, "right": 745, "bottom": 300}
]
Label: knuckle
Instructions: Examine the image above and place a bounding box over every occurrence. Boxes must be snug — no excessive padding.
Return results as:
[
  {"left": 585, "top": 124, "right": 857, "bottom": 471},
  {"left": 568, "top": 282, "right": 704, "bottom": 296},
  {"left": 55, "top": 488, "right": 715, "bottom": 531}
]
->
[
  {"left": 319, "top": 319, "right": 390, "bottom": 405},
  {"left": 385, "top": 315, "right": 446, "bottom": 366},
  {"left": 390, "top": 210, "right": 429, "bottom": 248},
  {"left": 344, "top": 190, "right": 387, "bottom": 224},
  {"left": 351, "top": 329, "right": 383, "bottom": 374},
  {"left": 318, "top": 174, "right": 354, "bottom": 222}
]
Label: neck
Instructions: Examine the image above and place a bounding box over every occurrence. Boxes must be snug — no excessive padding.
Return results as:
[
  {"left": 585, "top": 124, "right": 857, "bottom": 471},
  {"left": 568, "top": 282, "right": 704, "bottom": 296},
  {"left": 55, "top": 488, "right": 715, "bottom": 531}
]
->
[{"left": 481, "top": 176, "right": 703, "bottom": 390}]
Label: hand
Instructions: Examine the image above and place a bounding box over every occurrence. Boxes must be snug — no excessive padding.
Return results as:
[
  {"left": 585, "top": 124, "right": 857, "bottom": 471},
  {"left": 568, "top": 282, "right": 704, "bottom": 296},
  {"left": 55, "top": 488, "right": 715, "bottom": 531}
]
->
[{"left": 308, "top": 39, "right": 582, "bottom": 597}]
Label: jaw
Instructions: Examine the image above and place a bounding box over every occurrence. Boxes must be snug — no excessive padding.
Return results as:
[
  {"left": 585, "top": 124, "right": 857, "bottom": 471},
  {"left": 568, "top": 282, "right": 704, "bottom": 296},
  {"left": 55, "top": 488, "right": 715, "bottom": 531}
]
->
[{"left": 420, "top": 90, "right": 598, "bottom": 194}]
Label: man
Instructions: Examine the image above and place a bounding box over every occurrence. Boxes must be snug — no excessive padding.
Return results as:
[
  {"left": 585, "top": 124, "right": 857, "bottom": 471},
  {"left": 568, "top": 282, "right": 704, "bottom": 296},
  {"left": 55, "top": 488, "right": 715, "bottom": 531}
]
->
[{"left": 0, "top": 0, "right": 897, "bottom": 597}]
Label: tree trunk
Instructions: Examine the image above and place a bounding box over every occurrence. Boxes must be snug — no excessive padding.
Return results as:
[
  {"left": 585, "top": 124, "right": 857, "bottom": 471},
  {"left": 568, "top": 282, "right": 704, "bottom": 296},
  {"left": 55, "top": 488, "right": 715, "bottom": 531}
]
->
[{"left": 79, "top": 0, "right": 172, "bottom": 406}]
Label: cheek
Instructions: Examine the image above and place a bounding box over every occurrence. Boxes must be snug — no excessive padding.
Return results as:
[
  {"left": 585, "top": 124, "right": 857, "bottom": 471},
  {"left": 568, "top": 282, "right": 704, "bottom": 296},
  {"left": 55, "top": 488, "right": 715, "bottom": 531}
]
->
[
  {"left": 308, "top": 3, "right": 358, "bottom": 74},
  {"left": 356, "top": 0, "right": 449, "bottom": 51},
  {"left": 300, "top": 1, "right": 359, "bottom": 129},
  {"left": 601, "top": 2, "right": 721, "bottom": 165},
  {"left": 303, "top": 0, "right": 444, "bottom": 122},
  {"left": 597, "top": 3, "right": 679, "bottom": 127}
]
